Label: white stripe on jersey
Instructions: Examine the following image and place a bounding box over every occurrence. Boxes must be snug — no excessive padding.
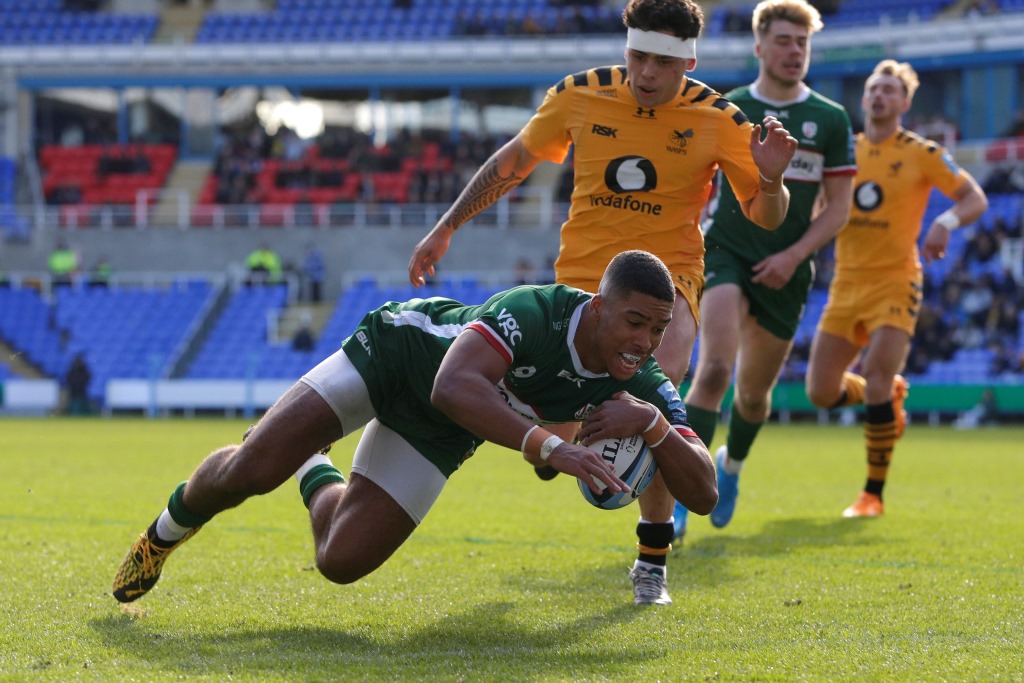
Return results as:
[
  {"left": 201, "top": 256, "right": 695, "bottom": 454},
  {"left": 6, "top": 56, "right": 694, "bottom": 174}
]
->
[{"left": 387, "top": 309, "right": 470, "bottom": 339}]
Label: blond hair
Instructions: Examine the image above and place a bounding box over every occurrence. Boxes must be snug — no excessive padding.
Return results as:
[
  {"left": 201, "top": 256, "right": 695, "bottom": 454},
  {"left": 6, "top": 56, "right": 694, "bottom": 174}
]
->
[
  {"left": 870, "top": 59, "right": 920, "bottom": 101},
  {"left": 752, "top": 0, "right": 824, "bottom": 37}
]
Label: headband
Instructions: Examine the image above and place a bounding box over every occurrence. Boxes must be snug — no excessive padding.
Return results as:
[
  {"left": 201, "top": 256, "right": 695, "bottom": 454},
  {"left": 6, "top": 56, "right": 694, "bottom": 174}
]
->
[{"left": 625, "top": 27, "right": 697, "bottom": 60}]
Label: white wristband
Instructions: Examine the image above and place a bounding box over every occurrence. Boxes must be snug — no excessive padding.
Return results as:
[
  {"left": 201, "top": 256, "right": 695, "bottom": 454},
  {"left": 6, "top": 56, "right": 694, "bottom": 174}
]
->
[
  {"left": 520, "top": 425, "right": 540, "bottom": 456},
  {"left": 539, "top": 435, "right": 564, "bottom": 462},
  {"left": 935, "top": 210, "right": 961, "bottom": 231},
  {"left": 649, "top": 426, "right": 673, "bottom": 448},
  {"left": 644, "top": 406, "right": 660, "bottom": 433}
]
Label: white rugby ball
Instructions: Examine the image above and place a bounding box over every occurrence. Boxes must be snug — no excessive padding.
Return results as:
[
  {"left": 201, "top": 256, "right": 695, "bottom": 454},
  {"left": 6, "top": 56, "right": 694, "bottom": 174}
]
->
[{"left": 578, "top": 433, "right": 658, "bottom": 510}]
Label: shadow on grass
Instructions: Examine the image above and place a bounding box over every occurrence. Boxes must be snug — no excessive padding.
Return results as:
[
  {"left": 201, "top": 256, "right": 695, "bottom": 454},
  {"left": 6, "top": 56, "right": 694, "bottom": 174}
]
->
[
  {"left": 91, "top": 599, "right": 649, "bottom": 678},
  {"left": 667, "top": 516, "right": 883, "bottom": 584}
]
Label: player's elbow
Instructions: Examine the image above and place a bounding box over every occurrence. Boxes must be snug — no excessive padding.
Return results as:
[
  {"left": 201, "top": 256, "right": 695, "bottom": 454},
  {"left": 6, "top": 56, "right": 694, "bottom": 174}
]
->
[
  {"left": 430, "top": 374, "right": 459, "bottom": 414},
  {"left": 687, "top": 479, "right": 719, "bottom": 516}
]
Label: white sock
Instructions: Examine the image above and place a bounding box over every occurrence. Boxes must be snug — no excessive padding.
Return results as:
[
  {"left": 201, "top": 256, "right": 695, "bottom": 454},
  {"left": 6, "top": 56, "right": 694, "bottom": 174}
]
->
[
  {"left": 294, "top": 453, "right": 334, "bottom": 484},
  {"left": 723, "top": 456, "right": 743, "bottom": 475},
  {"left": 633, "top": 560, "right": 666, "bottom": 576},
  {"left": 155, "top": 508, "right": 191, "bottom": 543}
]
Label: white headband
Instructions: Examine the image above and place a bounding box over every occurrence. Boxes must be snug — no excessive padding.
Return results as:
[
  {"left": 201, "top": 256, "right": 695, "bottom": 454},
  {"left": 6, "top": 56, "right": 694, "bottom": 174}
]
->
[{"left": 625, "top": 27, "right": 697, "bottom": 60}]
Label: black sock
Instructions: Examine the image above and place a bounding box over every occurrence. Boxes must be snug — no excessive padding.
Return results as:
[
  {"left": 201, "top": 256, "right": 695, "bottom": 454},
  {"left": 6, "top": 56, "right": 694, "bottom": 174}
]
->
[{"left": 636, "top": 521, "right": 674, "bottom": 567}]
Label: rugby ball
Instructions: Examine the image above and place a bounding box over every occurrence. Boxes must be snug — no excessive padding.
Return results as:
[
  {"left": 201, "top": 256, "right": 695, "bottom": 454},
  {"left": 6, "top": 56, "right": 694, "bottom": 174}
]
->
[{"left": 578, "top": 433, "right": 658, "bottom": 510}]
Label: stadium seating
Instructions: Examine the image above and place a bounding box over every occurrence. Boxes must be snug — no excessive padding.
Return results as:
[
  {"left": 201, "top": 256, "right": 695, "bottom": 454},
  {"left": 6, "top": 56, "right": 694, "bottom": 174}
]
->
[
  {"left": 0, "top": 0, "right": 158, "bottom": 45},
  {"left": 0, "top": 287, "right": 66, "bottom": 382},
  {"left": 38, "top": 144, "right": 177, "bottom": 227},
  {"left": 51, "top": 281, "right": 213, "bottom": 402},
  {"left": 0, "top": 156, "right": 18, "bottom": 239},
  {"left": 195, "top": 136, "right": 464, "bottom": 225},
  {"left": 182, "top": 277, "right": 503, "bottom": 381},
  {"left": 193, "top": 0, "right": 622, "bottom": 43},
  {"left": 185, "top": 285, "right": 293, "bottom": 379}
]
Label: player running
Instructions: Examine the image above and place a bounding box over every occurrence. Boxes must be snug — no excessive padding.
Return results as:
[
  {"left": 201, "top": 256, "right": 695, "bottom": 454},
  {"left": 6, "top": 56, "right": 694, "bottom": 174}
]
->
[
  {"left": 805, "top": 60, "right": 988, "bottom": 517},
  {"left": 676, "top": 0, "right": 856, "bottom": 538}
]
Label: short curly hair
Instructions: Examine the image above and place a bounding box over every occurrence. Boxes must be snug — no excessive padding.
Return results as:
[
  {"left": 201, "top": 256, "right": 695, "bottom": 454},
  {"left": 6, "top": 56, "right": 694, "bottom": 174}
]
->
[{"left": 621, "top": 0, "right": 703, "bottom": 41}]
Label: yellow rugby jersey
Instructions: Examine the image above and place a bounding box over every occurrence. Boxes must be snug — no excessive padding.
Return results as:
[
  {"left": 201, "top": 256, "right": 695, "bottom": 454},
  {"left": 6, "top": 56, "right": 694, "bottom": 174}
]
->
[
  {"left": 520, "top": 66, "right": 760, "bottom": 285},
  {"left": 836, "top": 127, "right": 968, "bottom": 275}
]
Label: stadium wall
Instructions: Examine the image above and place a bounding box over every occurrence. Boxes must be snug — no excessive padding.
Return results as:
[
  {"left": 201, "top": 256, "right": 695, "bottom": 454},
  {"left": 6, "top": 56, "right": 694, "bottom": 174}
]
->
[
  {"left": 5, "top": 378, "right": 1022, "bottom": 420},
  {"left": 2, "top": 222, "right": 560, "bottom": 299}
]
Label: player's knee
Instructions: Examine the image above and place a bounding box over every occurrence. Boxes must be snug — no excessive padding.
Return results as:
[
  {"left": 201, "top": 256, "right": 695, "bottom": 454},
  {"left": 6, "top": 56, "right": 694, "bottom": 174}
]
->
[
  {"left": 697, "top": 358, "right": 734, "bottom": 396},
  {"left": 315, "top": 547, "right": 372, "bottom": 585},
  {"left": 734, "top": 388, "right": 770, "bottom": 419},
  {"left": 805, "top": 382, "right": 834, "bottom": 409}
]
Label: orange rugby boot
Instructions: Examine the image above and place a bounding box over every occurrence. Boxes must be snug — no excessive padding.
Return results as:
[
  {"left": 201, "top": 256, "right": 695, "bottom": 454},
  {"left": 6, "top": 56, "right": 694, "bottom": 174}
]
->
[{"left": 842, "top": 491, "right": 884, "bottom": 518}]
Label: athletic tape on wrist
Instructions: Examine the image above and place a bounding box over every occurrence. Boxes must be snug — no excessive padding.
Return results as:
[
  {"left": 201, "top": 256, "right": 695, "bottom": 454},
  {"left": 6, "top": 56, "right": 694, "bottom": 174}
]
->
[
  {"left": 539, "top": 434, "right": 564, "bottom": 462},
  {"left": 935, "top": 209, "right": 961, "bottom": 230}
]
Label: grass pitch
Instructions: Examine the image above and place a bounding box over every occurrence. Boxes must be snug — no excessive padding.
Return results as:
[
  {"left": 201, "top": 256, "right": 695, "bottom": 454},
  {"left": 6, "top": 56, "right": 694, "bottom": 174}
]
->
[{"left": 0, "top": 417, "right": 1021, "bottom": 682}]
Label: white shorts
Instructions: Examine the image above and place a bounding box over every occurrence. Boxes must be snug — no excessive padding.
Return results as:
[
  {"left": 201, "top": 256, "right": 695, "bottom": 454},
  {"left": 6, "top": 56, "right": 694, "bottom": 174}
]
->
[{"left": 300, "top": 349, "right": 447, "bottom": 525}]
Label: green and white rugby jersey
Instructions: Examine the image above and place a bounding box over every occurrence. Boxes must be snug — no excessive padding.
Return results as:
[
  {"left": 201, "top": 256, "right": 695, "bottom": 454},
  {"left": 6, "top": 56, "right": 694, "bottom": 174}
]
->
[
  {"left": 342, "top": 284, "right": 687, "bottom": 476},
  {"left": 704, "top": 84, "right": 856, "bottom": 263}
]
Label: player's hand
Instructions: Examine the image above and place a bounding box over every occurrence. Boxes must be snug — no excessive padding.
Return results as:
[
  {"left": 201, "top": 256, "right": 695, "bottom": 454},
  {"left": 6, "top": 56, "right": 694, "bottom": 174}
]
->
[
  {"left": 750, "top": 116, "right": 798, "bottom": 180},
  {"left": 921, "top": 223, "right": 951, "bottom": 263},
  {"left": 545, "top": 442, "right": 630, "bottom": 496},
  {"left": 408, "top": 223, "right": 454, "bottom": 287},
  {"left": 578, "top": 391, "right": 656, "bottom": 446},
  {"left": 751, "top": 249, "right": 800, "bottom": 289}
]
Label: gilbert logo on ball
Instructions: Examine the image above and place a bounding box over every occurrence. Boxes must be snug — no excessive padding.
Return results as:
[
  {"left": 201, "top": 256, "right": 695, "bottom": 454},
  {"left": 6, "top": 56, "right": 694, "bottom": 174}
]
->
[{"left": 578, "top": 434, "right": 658, "bottom": 510}]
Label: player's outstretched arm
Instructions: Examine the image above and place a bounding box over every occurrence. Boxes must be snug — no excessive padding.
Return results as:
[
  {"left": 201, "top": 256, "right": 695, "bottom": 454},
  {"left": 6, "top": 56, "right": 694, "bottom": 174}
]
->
[{"left": 407, "top": 135, "right": 543, "bottom": 286}]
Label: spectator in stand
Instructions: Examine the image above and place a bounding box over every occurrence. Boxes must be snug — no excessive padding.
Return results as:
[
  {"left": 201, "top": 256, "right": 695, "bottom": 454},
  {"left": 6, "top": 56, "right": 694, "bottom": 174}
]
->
[
  {"left": 984, "top": 295, "right": 1020, "bottom": 347},
  {"left": 992, "top": 214, "right": 1021, "bottom": 241},
  {"left": 989, "top": 340, "right": 1022, "bottom": 376},
  {"left": 90, "top": 255, "right": 112, "bottom": 287},
  {"left": 246, "top": 243, "right": 283, "bottom": 285},
  {"left": 291, "top": 322, "right": 316, "bottom": 352},
  {"left": 911, "top": 300, "right": 956, "bottom": 368},
  {"left": 49, "top": 238, "right": 80, "bottom": 287},
  {"left": 303, "top": 242, "right": 326, "bottom": 303},
  {"left": 963, "top": 229, "right": 1000, "bottom": 276},
  {"left": 65, "top": 352, "right": 92, "bottom": 416},
  {"left": 960, "top": 275, "right": 994, "bottom": 328}
]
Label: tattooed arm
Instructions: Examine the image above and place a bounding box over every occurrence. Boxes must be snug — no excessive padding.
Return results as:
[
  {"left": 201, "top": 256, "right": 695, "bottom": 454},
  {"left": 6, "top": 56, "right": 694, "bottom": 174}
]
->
[{"left": 408, "top": 135, "right": 543, "bottom": 287}]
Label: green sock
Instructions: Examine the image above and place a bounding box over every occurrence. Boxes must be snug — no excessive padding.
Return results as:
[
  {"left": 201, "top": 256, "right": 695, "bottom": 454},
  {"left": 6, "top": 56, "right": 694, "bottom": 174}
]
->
[
  {"left": 684, "top": 403, "right": 719, "bottom": 448},
  {"left": 167, "top": 481, "right": 213, "bottom": 528},
  {"left": 726, "top": 409, "right": 764, "bottom": 463},
  {"left": 299, "top": 464, "right": 346, "bottom": 508}
]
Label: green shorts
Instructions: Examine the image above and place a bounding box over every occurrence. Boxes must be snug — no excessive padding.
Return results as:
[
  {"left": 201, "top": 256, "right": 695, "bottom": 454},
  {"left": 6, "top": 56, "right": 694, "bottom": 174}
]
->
[
  {"left": 703, "top": 238, "right": 813, "bottom": 341},
  {"left": 339, "top": 306, "right": 480, "bottom": 478}
]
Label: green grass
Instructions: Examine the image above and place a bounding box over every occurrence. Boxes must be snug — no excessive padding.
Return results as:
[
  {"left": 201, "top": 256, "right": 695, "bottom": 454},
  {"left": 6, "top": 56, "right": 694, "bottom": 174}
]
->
[{"left": 1, "top": 417, "right": 1022, "bottom": 682}]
